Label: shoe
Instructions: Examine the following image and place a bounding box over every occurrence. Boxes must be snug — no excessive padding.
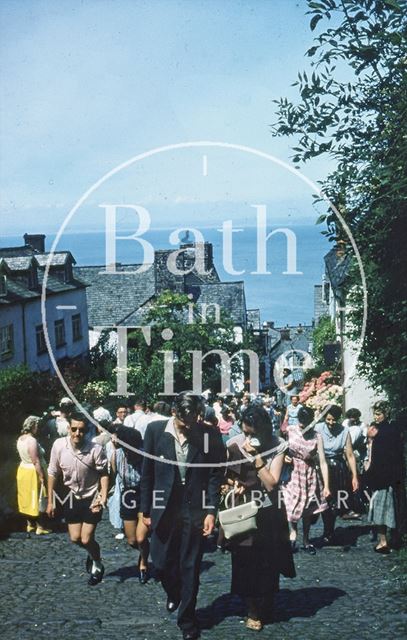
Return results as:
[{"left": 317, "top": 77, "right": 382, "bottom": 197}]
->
[
  {"left": 88, "top": 563, "right": 104, "bottom": 585},
  {"left": 166, "top": 597, "right": 180, "bottom": 613},
  {"left": 245, "top": 617, "right": 263, "bottom": 631},
  {"left": 302, "top": 544, "right": 317, "bottom": 555},
  {"left": 36, "top": 527, "right": 52, "bottom": 535},
  {"left": 26, "top": 523, "right": 36, "bottom": 533},
  {"left": 139, "top": 568, "right": 149, "bottom": 584},
  {"left": 85, "top": 555, "right": 93, "bottom": 574},
  {"left": 182, "top": 629, "right": 200, "bottom": 640},
  {"left": 374, "top": 545, "right": 390, "bottom": 555}
]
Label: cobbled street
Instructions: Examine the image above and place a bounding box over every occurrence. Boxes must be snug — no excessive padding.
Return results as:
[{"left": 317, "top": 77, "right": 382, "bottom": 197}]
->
[{"left": 1, "top": 516, "right": 406, "bottom": 640}]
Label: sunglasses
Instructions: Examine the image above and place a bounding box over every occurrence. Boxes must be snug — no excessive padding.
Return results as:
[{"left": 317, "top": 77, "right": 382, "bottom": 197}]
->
[{"left": 70, "top": 427, "right": 86, "bottom": 433}]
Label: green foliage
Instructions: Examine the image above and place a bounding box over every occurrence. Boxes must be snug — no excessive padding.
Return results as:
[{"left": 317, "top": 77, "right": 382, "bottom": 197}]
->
[
  {"left": 272, "top": 0, "right": 407, "bottom": 414},
  {"left": 92, "top": 291, "right": 255, "bottom": 399},
  {"left": 126, "top": 291, "right": 254, "bottom": 397},
  {"left": 81, "top": 380, "right": 112, "bottom": 405},
  {"left": 312, "top": 316, "right": 337, "bottom": 367}
]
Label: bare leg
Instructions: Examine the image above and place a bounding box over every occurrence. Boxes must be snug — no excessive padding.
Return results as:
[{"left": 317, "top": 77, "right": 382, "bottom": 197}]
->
[
  {"left": 80, "top": 523, "right": 101, "bottom": 561},
  {"left": 123, "top": 519, "right": 138, "bottom": 547},
  {"left": 376, "top": 525, "right": 388, "bottom": 549},
  {"left": 136, "top": 513, "right": 150, "bottom": 571}
]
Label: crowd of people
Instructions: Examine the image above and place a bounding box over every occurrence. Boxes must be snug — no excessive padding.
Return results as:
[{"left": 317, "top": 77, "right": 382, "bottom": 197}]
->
[{"left": 15, "top": 388, "right": 406, "bottom": 639}]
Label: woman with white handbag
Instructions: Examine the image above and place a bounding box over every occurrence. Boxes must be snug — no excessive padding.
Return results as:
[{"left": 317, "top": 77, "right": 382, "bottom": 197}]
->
[{"left": 222, "top": 404, "right": 295, "bottom": 631}]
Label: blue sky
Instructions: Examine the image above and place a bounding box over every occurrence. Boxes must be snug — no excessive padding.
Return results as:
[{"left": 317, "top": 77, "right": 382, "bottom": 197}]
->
[{"left": 0, "top": 0, "right": 336, "bottom": 237}]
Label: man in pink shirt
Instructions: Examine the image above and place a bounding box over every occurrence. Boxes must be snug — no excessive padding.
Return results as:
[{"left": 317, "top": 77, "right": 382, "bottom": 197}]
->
[{"left": 47, "top": 412, "right": 109, "bottom": 585}]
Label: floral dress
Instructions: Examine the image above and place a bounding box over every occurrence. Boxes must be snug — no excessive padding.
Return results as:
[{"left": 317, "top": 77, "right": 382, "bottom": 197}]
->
[{"left": 282, "top": 424, "right": 328, "bottom": 523}]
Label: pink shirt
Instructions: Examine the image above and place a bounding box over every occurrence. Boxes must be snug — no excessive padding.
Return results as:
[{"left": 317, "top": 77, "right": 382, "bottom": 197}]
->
[{"left": 48, "top": 436, "right": 108, "bottom": 499}]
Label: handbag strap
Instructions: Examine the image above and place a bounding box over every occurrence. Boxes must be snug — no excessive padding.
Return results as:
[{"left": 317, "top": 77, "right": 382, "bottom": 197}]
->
[{"left": 224, "top": 489, "right": 247, "bottom": 509}]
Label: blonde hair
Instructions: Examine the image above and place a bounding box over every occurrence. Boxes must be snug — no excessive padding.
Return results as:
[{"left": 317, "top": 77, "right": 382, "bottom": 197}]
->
[{"left": 21, "top": 415, "right": 41, "bottom": 434}]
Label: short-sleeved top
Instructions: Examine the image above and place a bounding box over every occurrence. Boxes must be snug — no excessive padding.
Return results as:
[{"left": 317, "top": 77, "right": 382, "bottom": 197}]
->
[
  {"left": 48, "top": 436, "right": 108, "bottom": 499},
  {"left": 116, "top": 447, "right": 141, "bottom": 489},
  {"left": 315, "top": 422, "right": 349, "bottom": 458},
  {"left": 17, "top": 435, "right": 46, "bottom": 467},
  {"left": 287, "top": 403, "right": 303, "bottom": 426}
]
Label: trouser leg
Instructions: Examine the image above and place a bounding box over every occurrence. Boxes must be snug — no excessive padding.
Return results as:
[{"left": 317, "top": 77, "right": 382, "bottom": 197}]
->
[{"left": 177, "top": 518, "right": 203, "bottom": 632}]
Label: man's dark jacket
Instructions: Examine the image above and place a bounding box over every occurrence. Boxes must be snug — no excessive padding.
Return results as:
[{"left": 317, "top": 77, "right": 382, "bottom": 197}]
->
[{"left": 140, "top": 419, "right": 226, "bottom": 534}]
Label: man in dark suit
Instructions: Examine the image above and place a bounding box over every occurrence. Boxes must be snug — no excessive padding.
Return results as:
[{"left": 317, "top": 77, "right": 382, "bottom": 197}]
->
[{"left": 140, "top": 392, "right": 225, "bottom": 640}]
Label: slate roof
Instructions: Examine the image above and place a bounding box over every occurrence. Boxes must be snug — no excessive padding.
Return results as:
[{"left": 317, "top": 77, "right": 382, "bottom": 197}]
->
[
  {"left": 74, "top": 264, "right": 156, "bottom": 327},
  {"left": 2, "top": 256, "right": 37, "bottom": 271},
  {"left": 35, "top": 252, "right": 76, "bottom": 267},
  {"left": 74, "top": 243, "right": 248, "bottom": 329},
  {"left": 186, "top": 281, "right": 247, "bottom": 327},
  {"left": 0, "top": 246, "right": 86, "bottom": 307}
]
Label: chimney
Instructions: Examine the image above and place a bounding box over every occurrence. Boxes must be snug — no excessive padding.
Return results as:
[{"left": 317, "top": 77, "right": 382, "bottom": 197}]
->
[{"left": 24, "top": 233, "right": 45, "bottom": 253}]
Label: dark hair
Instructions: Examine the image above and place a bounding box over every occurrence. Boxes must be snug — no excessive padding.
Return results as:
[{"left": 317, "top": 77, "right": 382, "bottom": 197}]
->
[
  {"left": 133, "top": 398, "right": 147, "bottom": 410},
  {"left": 115, "top": 425, "right": 143, "bottom": 467},
  {"left": 153, "top": 401, "right": 171, "bottom": 416},
  {"left": 98, "top": 419, "right": 118, "bottom": 435},
  {"left": 297, "top": 406, "right": 314, "bottom": 427},
  {"left": 69, "top": 412, "right": 88, "bottom": 427},
  {"left": 174, "top": 392, "right": 205, "bottom": 422},
  {"left": 373, "top": 401, "right": 389, "bottom": 416},
  {"left": 325, "top": 404, "right": 342, "bottom": 421},
  {"left": 116, "top": 405, "right": 128, "bottom": 412},
  {"left": 345, "top": 408, "right": 361, "bottom": 421},
  {"left": 241, "top": 404, "right": 274, "bottom": 452}
]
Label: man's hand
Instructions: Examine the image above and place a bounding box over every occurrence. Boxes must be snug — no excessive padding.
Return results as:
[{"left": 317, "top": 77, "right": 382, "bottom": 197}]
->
[
  {"left": 352, "top": 476, "right": 359, "bottom": 492},
  {"left": 142, "top": 516, "right": 151, "bottom": 528},
  {"left": 202, "top": 514, "right": 215, "bottom": 537},
  {"left": 46, "top": 503, "right": 55, "bottom": 519}
]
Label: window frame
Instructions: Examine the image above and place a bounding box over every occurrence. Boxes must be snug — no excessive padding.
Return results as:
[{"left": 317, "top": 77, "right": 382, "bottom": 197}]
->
[
  {"left": 0, "top": 324, "right": 14, "bottom": 359},
  {"left": 72, "top": 313, "right": 82, "bottom": 342},
  {"left": 54, "top": 319, "right": 66, "bottom": 348},
  {"left": 36, "top": 324, "right": 47, "bottom": 355}
]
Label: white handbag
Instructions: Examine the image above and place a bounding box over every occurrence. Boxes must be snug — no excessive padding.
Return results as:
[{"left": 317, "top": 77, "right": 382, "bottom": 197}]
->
[{"left": 219, "top": 490, "right": 258, "bottom": 540}]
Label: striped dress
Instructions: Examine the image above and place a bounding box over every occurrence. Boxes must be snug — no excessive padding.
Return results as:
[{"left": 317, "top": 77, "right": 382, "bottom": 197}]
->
[{"left": 282, "top": 424, "right": 328, "bottom": 523}]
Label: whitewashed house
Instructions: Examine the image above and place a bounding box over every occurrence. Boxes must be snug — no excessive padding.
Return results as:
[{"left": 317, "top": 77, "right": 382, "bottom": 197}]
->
[{"left": 0, "top": 234, "right": 89, "bottom": 372}]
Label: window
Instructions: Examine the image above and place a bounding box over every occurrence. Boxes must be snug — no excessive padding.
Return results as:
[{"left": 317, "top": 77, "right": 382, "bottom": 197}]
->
[
  {"left": 0, "top": 275, "right": 7, "bottom": 296},
  {"left": 36, "top": 325, "right": 47, "bottom": 355},
  {"left": 54, "top": 319, "right": 66, "bottom": 347},
  {"left": 72, "top": 313, "right": 82, "bottom": 341},
  {"left": 0, "top": 324, "right": 14, "bottom": 358},
  {"left": 27, "top": 268, "right": 38, "bottom": 290}
]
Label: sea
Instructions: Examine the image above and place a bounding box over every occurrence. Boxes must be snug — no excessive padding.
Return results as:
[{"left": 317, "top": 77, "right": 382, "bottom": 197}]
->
[{"left": 1, "top": 225, "right": 329, "bottom": 326}]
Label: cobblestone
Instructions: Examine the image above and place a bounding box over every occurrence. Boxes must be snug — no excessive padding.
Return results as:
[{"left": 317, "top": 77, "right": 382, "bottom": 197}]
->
[{"left": 0, "top": 515, "right": 405, "bottom": 640}]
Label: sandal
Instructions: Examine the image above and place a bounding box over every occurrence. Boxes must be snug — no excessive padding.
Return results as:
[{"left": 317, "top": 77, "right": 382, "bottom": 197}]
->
[{"left": 245, "top": 617, "right": 263, "bottom": 631}]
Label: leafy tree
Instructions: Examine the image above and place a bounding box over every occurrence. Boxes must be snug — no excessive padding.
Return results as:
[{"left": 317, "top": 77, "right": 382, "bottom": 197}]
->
[
  {"left": 272, "top": 0, "right": 407, "bottom": 415},
  {"left": 123, "top": 291, "right": 255, "bottom": 398},
  {"left": 312, "top": 316, "right": 337, "bottom": 367}
]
